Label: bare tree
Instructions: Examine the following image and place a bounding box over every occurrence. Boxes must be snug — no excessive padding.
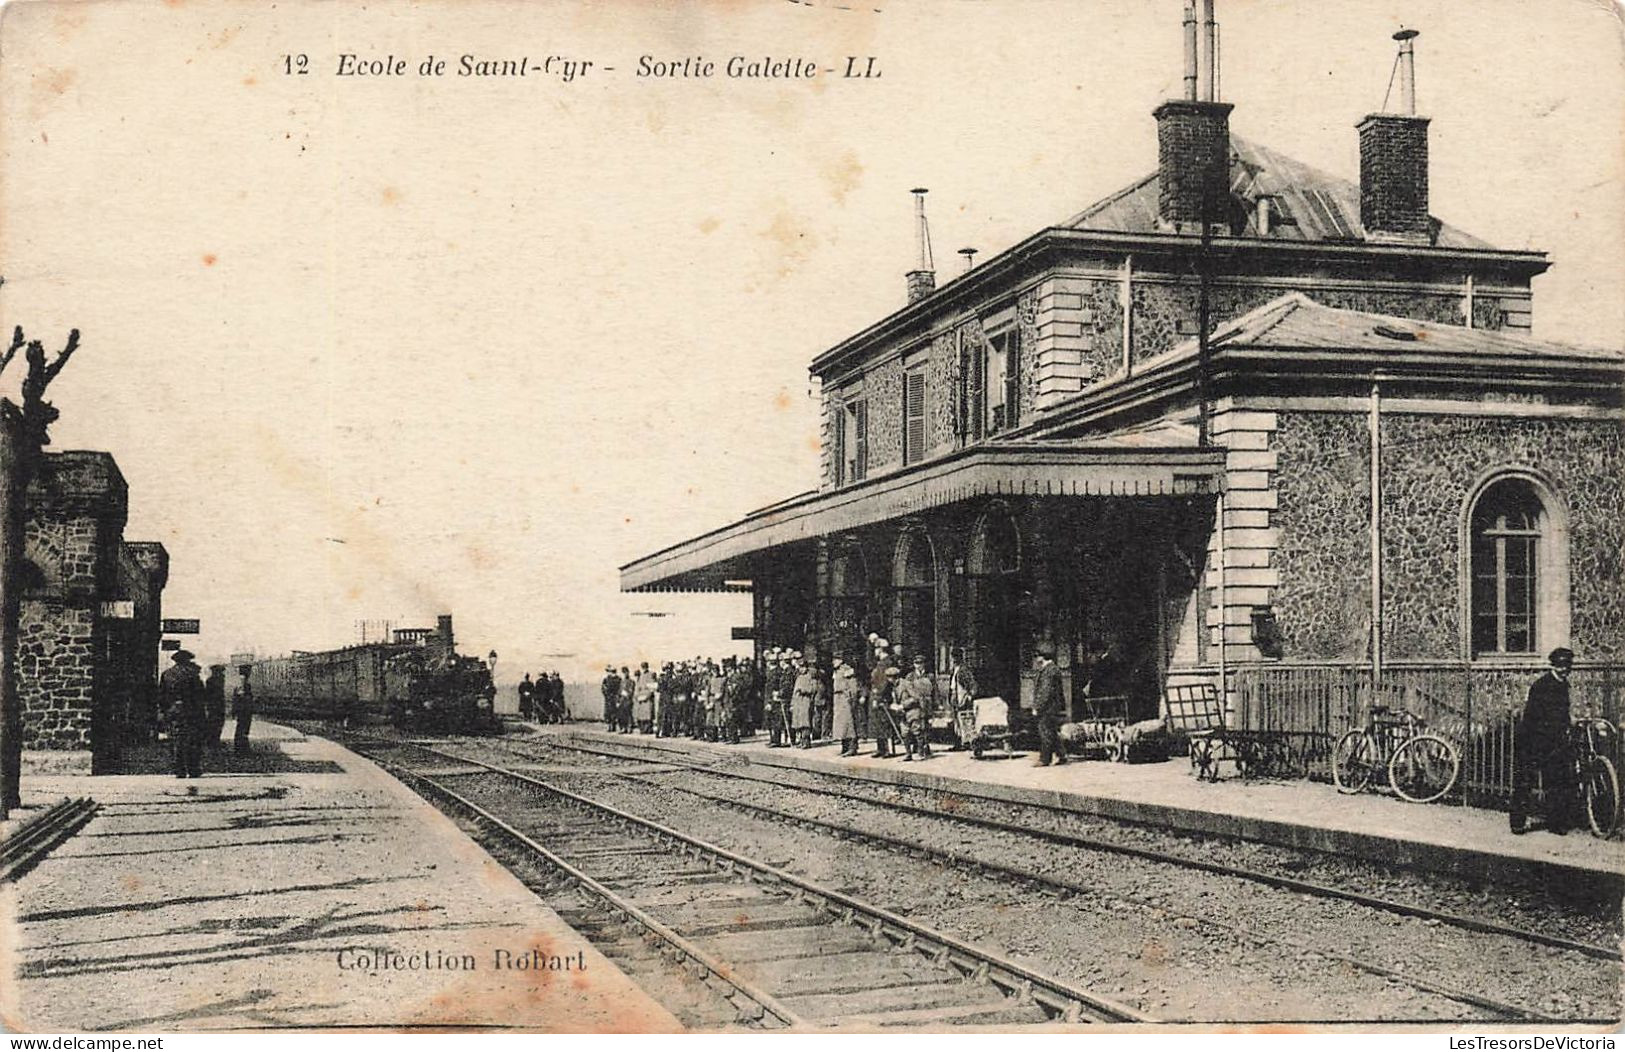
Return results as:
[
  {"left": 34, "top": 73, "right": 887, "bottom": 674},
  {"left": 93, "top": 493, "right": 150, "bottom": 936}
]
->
[{"left": 0, "top": 276, "right": 80, "bottom": 817}]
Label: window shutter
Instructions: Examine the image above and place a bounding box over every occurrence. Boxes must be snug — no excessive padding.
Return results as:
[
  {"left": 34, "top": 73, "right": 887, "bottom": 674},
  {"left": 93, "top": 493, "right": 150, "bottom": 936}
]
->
[
  {"left": 971, "top": 335, "right": 986, "bottom": 440},
  {"left": 854, "top": 400, "right": 868, "bottom": 479},
  {"left": 1005, "top": 328, "right": 1021, "bottom": 428},
  {"left": 832, "top": 404, "right": 846, "bottom": 487},
  {"left": 904, "top": 371, "right": 926, "bottom": 465}
]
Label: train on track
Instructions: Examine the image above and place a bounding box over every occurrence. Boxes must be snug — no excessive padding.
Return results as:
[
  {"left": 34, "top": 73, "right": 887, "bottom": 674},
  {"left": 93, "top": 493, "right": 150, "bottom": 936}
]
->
[{"left": 245, "top": 614, "right": 500, "bottom": 734}]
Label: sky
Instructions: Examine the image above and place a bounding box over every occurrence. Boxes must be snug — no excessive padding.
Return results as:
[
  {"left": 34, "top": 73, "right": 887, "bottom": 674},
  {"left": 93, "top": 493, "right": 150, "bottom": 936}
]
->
[{"left": 1, "top": 0, "right": 1621, "bottom": 684}]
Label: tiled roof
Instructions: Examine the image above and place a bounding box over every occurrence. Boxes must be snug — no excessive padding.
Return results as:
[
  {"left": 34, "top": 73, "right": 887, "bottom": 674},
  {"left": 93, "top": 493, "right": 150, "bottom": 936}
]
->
[
  {"left": 1211, "top": 293, "right": 1622, "bottom": 360},
  {"left": 1062, "top": 136, "right": 1493, "bottom": 250}
]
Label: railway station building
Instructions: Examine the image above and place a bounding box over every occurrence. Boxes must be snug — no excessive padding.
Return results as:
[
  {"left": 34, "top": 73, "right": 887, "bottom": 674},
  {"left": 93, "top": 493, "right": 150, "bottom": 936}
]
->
[{"left": 621, "top": 14, "right": 1625, "bottom": 772}]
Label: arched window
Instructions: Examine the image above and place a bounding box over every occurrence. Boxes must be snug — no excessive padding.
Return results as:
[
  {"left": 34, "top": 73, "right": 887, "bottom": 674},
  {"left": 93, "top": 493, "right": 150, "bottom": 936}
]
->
[{"left": 1465, "top": 474, "right": 1568, "bottom": 658}]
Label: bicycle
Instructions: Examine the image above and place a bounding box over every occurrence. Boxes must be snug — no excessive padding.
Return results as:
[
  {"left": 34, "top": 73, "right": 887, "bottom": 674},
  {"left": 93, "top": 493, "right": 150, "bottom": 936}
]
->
[
  {"left": 1571, "top": 717, "right": 1620, "bottom": 838},
  {"left": 1332, "top": 705, "right": 1460, "bottom": 803}
]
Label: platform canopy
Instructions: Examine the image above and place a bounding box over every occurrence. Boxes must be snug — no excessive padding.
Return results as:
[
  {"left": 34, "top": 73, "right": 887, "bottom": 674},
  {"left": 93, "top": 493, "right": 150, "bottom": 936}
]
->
[{"left": 619, "top": 441, "right": 1225, "bottom": 593}]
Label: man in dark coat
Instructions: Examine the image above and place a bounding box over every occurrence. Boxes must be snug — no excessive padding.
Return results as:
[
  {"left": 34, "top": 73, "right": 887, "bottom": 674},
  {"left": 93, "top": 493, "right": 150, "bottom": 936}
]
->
[
  {"left": 1511, "top": 647, "right": 1576, "bottom": 835},
  {"left": 231, "top": 665, "right": 256, "bottom": 757},
  {"left": 204, "top": 664, "right": 228, "bottom": 746},
  {"left": 159, "top": 650, "right": 208, "bottom": 777},
  {"left": 518, "top": 673, "right": 536, "bottom": 721},
  {"left": 1032, "top": 640, "right": 1067, "bottom": 767},
  {"left": 600, "top": 666, "right": 621, "bottom": 730},
  {"left": 549, "top": 671, "right": 567, "bottom": 723}
]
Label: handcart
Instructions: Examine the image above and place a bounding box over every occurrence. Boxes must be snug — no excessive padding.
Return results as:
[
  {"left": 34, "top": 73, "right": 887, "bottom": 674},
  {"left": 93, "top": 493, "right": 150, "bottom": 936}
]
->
[{"left": 967, "top": 696, "right": 1016, "bottom": 759}]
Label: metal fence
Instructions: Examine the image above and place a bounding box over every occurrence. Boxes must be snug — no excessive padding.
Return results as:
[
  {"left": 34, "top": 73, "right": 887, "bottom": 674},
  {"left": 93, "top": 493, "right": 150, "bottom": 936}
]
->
[{"left": 1229, "top": 662, "right": 1625, "bottom": 806}]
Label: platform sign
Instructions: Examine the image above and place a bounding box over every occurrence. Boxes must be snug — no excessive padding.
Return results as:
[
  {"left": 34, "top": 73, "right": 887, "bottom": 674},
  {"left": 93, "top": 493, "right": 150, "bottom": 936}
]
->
[
  {"left": 99, "top": 600, "right": 135, "bottom": 619},
  {"left": 160, "top": 639, "right": 181, "bottom": 652},
  {"left": 731, "top": 626, "right": 754, "bottom": 640},
  {"left": 161, "top": 618, "right": 201, "bottom": 634}
]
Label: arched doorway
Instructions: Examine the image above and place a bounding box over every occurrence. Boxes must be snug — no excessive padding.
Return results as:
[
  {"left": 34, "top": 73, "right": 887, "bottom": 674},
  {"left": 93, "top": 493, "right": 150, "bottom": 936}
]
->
[
  {"left": 892, "top": 526, "right": 937, "bottom": 670},
  {"left": 967, "top": 506, "right": 1023, "bottom": 703}
]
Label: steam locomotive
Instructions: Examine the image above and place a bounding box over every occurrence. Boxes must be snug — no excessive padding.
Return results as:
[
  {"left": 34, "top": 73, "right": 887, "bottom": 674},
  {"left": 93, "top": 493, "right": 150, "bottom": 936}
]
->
[{"left": 247, "top": 614, "right": 501, "bottom": 735}]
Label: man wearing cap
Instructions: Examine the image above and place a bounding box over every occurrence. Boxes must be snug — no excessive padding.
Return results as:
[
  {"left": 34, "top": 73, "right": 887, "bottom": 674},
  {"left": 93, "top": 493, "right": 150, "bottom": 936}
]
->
[
  {"left": 1511, "top": 647, "right": 1577, "bottom": 835},
  {"left": 897, "top": 653, "right": 937, "bottom": 761},
  {"left": 831, "top": 654, "right": 861, "bottom": 757},
  {"left": 869, "top": 644, "right": 897, "bottom": 757},
  {"left": 231, "top": 665, "right": 256, "bottom": 758},
  {"left": 790, "top": 651, "right": 818, "bottom": 749},
  {"left": 1032, "top": 641, "right": 1068, "bottom": 767},
  {"left": 600, "top": 666, "right": 620, "bottom": 731},
  {"left": 159, "top": 650, "right": 208, "bottom": 777},
  {"left": 765, "top": 649, "right": 791, "bottom": 747}
]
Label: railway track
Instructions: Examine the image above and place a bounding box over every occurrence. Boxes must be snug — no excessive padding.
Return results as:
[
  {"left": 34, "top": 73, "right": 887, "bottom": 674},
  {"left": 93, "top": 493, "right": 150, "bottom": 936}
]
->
[
  {"left": 350, "top": 737, "right": 1152, "bottom": 1030},
  {"left": 0, "top": 797, "right": 98, "bottom": 883},
  {"left": 450, "top": 732, "right": 1617, "bottom": 1023},
  {"left": 509, "top": 732, "right": 1622, "bottom": 963}
]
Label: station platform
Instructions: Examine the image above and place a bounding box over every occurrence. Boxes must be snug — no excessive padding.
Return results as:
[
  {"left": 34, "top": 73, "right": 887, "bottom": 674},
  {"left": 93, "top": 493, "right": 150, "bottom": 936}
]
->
[
  {"left": 0, "top": 721, "right": 679, "bottom": 1033},
  {"left": 547, "top": 724, "right": 1625, "bottom": 896}
]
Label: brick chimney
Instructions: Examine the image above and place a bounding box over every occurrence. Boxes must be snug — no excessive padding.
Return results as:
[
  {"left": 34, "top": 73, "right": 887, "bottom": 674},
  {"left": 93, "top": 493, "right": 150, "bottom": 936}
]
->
[
  {"left": 1156, "top": 1, "right": 1231, "bottom": 229},
  {"left": 1359, "top": 29, "right": 1430, "bottom": 242},
  {"left": 906, "top": 270, "right": 936, "bottom": 303},
  {"left": 1155, "top": 99, "right": 1234, "bottom": 227}
]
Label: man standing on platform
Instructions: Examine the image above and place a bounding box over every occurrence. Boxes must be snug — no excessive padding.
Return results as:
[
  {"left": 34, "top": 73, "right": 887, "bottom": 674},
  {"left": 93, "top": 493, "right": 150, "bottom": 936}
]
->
[
  {"left": 897, "top": 653, "right": 937, "bottom": 761},
  {"left": 1511, "top": 647, "right": 1577, "bottom": 835},
  {"left": 831, "top": 654, "right": 860, "bottom": 757},
  {"left": 790, "top": 651, "right": 822, "bottom": 749},
  {"left": 869, "top": 643, "right": 897, "bottom": 758},
  {"left": 231, "top": 665, "right": 256, "bottom": 758},
  {"left": 204, "top": 664, "right": 228, "bottom": 747},
  {"left": 1032, "top": 641, "right": 1067, "bottom": 767},
  {"left": 159, "top": 650, "right": 208, "bottom": 777},
  {"left": 600, "top": 666, "right": 620, "bottom": 731},
  {"left": 518, "top": 673, "right": 536, "bottom": 722},
  {"left": 947, "top": 647, "right": 977, "bottom": 751},
  {"left": 763, "top": 650, "right": 788, "bottom": 747}
]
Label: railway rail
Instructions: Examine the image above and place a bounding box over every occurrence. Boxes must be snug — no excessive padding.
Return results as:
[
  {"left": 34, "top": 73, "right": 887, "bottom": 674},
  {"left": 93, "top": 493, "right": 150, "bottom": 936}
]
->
[
  {"left": 349, "top": 737, "right": 1152, "bottom": 1030},
  {"left": 443, "top": 732, "right": 1616, "bottom": 1023},
  {"left": 508, "top": 732, "right": 1621, "bottom": 963}
]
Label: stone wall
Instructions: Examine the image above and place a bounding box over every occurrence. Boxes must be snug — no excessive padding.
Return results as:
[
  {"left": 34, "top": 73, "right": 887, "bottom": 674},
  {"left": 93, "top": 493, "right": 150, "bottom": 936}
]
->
[
  {"left": 18, "top": 452, "right": 135, "bottom": 758},
  {"left": 1269, "top": 411, "right": 1625, "bottom": 662}
]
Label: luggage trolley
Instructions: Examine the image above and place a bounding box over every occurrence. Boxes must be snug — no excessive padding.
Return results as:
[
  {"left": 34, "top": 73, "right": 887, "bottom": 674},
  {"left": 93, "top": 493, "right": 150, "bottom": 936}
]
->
[{"left": 966, "top": 696, "right": 1016, "bottom": 759}]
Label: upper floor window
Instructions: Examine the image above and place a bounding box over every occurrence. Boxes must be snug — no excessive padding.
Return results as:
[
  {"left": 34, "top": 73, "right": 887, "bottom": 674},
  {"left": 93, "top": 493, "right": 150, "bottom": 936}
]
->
[
  {"left": 1468, "top": 475, "right": 1564, "bottom": 657},
  {"left": 986, "top": 328, "right": 1021, "bottom": 434},
  {"left": 902, "top": 367, "right": 927, "bottom": 466},
  {"left": 833, "top": 399, "right": 868, "bottom": 487}
]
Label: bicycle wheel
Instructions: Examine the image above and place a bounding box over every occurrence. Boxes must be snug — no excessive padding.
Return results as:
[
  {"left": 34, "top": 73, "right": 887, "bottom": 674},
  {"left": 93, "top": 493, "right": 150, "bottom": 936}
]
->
[
  {"left": 1332, "top": 730, "right": 1377, "bottom": 794},
  {"left": 1389, "top": 734, "right": 1459, "bottom": 804},
  {"left": 1582, "top": 755, "right": 1620, "bottom": 838}
]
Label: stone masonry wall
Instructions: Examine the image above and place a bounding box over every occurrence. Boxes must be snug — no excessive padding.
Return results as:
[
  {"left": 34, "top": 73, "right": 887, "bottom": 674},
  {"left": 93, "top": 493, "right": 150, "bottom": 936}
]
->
[{"left": 1269, "top": 411, "right": 1625, "bottom": 662}]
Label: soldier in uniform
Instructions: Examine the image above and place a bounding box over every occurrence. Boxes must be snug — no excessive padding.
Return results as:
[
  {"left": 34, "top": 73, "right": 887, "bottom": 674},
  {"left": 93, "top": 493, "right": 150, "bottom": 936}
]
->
[
  {"left": 633, "top": 662, "right": 657, "bottom": 733},
  {"left": 1512, "top": 647, "right": 1577, "bottom": 835},
  {"left": 706, "top": 660, "right": 727, "bottom": 742},
  {"left": 600, "top": 666, "right": 620, "bottom": 730},
  {"left": 722, "top": 657, "right": 747, "bottom": 744},
  {"left": 1032, "top": 640, "right": 1068, "bottom": 767},
  {"left": 618, "top": 666, "right": 635, "bottom": 732},
  {"left": 763, "top": 649, "right": 788, "bottom": 747},
  {"left": 831, "top": 654, "right": 861, "bottom": 757},
  {"left": 159, "top": 650, "right": 208, "bottom": 778},
  {"left": 549, "top": 670, "right": 567, "bottom": 722},
  {"left": 897, "top": 653, "right": 937, "bottom": 761},
  {"left": 657, "top": 662, "right": 677, "bottom": 737},
  {"left": 791, "top": 651, "right": 822, "bottom": 749},
  {"left": 869, "top": 644, "right": 897, "bottom": 758}
]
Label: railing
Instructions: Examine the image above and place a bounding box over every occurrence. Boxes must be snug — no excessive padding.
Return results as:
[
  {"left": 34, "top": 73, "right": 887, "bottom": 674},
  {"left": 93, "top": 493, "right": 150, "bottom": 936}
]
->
[{"left": 1229, "top": 662, "right": 1625, "bottom": 806}]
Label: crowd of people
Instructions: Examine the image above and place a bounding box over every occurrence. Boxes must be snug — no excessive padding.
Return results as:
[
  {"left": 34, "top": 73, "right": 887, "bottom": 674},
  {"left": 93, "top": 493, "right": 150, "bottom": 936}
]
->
[
  {"left": 595, "top": 634, "right": 1066, "bottom": 764},
  {"left": 516, "top": 671, "right": 568, "bottom": 723}
]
